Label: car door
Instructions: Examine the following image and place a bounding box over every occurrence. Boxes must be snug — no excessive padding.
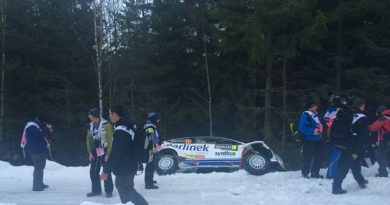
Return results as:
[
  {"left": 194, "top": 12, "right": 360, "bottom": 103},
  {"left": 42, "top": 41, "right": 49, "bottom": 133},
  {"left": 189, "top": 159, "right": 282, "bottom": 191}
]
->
[{"left": 213, "top": 138, "right": 243, "bottom": 167}]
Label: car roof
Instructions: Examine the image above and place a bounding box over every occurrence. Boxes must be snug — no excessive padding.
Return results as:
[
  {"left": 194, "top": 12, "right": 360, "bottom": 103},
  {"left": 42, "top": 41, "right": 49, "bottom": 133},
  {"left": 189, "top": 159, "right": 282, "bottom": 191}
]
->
[{"left": 168, "top": 136, "right": 244, "bottom": 144}]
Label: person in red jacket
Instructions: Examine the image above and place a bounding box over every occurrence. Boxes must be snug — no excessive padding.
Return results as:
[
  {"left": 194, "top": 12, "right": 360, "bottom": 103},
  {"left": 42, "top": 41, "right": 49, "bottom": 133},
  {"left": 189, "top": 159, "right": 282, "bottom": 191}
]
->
[{"left": 368, "top": 105, "right": 390, "bottom": 177}]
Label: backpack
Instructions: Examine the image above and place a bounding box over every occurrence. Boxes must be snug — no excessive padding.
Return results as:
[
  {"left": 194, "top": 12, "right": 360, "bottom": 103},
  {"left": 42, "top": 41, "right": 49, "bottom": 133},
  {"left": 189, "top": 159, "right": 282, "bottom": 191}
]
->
[
  {"left": 331, "top": 109, "right": 354, "bottom": 140},
  {"left": 132, "top": 124, "right": 148, "bottom": 164},
  {"left": 290, "top": 112, "right": 311, "bottom": 145}
]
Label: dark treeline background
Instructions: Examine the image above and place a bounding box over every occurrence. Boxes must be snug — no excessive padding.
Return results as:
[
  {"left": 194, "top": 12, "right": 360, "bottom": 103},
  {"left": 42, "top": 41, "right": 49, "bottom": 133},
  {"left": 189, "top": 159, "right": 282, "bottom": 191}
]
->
[{"left": 0, "top": 0, "right": 389, "bottom": 169}]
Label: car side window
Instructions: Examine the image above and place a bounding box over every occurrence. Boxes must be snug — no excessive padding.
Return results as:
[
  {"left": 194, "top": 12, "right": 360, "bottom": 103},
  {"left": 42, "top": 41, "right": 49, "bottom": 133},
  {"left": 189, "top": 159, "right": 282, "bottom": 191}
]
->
[
  {"left": 195, "top": 137, "right": 216, "bottom": 144},
  {"left": 216, "top": 138, "right": 241, "bottom": 145}
]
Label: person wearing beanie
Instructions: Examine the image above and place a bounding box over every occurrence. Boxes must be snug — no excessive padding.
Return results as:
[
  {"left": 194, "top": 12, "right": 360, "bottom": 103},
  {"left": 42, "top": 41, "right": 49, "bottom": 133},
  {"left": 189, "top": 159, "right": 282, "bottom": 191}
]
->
[
  {"left": 86, "top": 107, "right": 114, "bottom": 198},
  {"left": 298, "top": 100, "right": 325, "bottom": 179},
  {"left": 332, "top": 98, "right": 369, "bottom": 194},
  {"left": 144, "top": 112, "right": 161, "bottom": 189},
  {"left": 100, "top": 105, "right": 149, "bottom": 205},
  {"left": 369, "top": 105, "right": 390, "bottom": 177}
]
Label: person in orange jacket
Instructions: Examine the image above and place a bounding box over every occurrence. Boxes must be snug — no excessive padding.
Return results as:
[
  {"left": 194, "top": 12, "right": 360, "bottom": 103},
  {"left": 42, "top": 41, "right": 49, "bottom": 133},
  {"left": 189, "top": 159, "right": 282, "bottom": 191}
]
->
[{"left": 369, "top": 105, "right": 390, "bottom": 177}]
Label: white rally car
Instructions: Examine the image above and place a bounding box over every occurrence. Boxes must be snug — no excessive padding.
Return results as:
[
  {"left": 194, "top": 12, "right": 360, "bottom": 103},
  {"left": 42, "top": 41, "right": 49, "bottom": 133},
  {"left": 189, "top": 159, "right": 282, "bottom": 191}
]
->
[{"left": 155, "top": 136, "right": 285, "bottom": 175}]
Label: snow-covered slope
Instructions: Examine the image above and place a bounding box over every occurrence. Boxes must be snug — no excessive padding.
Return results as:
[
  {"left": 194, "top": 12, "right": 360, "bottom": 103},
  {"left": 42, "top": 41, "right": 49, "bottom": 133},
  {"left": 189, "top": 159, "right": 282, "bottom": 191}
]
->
[{"left": 0, "top": 161, "right": 389, "bottom": 205}]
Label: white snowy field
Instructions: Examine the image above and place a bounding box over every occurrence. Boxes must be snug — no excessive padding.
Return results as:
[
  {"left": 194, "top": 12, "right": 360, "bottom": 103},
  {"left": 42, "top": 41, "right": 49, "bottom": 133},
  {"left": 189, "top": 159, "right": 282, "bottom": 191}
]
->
[{"left": 0, "top": 161, "right": 389, "bottom": 205}]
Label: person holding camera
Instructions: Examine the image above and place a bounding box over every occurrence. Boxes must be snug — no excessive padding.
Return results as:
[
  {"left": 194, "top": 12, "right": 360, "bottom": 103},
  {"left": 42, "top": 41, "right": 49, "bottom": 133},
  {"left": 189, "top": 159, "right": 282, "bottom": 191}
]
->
[
  {"left": 298, "top": 100, "right": 325, "bottom": 179},
  {"left": 21, "top": 116, "right": 53, "bottom": 191},
  {"left": 86, "top": 108, "right": 114, "bottom": 198}
]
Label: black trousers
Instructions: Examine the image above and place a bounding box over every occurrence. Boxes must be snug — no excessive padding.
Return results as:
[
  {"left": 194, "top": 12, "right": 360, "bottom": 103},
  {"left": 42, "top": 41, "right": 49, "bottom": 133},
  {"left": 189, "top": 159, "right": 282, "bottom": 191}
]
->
[
  {"left": 333, "top": 150, "right": 365, "bottom": 187},
  {"left": 301, "top": 140, "right": 323, "bottom": 176},
  {"left": 376, "top": 141, "right": 390, "bottom": 176},
  {"left": 145, "top": 153, "right": 156, "bottom": 186},
  {"left": 115, "top": 172, "right": 149, "bottom": 205},
  {"left": 90, "top": 150, "right": 113, "bottom": 194},
  {"left": 31, "top": 153, "right": 46, "bottom": 189}
]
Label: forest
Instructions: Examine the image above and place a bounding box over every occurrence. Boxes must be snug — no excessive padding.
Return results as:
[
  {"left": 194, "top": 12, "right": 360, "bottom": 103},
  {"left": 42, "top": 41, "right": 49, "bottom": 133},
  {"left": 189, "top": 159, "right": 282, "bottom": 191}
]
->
[{"left": 0, "top": 0, "right": 389, "bottom": 169}]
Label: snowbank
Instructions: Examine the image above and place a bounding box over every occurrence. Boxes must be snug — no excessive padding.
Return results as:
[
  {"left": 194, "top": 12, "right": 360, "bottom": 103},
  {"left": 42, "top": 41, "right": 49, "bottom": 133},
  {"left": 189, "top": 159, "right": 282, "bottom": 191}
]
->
[{"left": 0, "top": 160, "right": 389, "bottom": 205}]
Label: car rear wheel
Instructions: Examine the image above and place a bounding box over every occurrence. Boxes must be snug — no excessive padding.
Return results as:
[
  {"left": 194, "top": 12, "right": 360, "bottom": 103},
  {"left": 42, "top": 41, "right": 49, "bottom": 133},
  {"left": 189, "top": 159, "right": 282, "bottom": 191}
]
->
[
  {"left": 156, "top": 154, "right": 178, "bottom": 175},
  {"left": 243, "top": 152, "right": 270, "bottom": 175}
]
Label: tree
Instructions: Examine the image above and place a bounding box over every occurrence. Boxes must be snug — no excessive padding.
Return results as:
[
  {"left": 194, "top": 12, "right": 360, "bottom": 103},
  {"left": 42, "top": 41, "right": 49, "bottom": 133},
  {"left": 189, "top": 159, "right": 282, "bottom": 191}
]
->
[{"left": 0, "top": 0, "right": 6, "bottom": 143}]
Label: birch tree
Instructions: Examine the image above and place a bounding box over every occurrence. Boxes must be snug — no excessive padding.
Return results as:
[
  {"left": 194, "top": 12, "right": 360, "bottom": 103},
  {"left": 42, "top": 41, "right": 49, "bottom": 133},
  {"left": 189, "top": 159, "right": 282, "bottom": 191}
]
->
[{"left": 93, "top": 0, "right": 104, "bottom": 117}]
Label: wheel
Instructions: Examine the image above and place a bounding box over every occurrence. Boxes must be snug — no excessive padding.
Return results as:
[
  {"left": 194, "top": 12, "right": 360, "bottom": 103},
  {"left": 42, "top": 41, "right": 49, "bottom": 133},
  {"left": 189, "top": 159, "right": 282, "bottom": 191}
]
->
[
  {"left": 243, "top": 152, "right": 270, "bottom": 175},
  {"left": 156, "top": 154, "right": 178, "bottom": 175}
]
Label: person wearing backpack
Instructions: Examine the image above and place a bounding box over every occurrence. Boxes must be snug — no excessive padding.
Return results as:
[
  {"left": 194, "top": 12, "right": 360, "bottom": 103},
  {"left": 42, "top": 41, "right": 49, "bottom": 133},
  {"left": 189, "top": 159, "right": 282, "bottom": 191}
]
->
[
  {"left": 144, "top": 112, "right": 160, "bottom": 189},
  {"left": 21, "top": 116, "right": 53, "bottom": 191},
  {"left": 369, "top": 105, "right": 390, "bottom": 177},
  {"left": 86, "top": 108, "right": 114, "bottom": 198},
  {"left": 298, "top": 100, "right": 325, "bottom": 179},
  {"left": 100, "top": 105, "right": 149, "bottom": 205},
  {"left": 332, "top": 98, "right": 369, "bottom": 194}
]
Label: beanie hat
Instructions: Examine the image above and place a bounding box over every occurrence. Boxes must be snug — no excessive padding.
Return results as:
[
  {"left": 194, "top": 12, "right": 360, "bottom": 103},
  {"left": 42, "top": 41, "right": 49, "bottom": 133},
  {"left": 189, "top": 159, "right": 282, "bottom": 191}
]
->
[
  {"left": 88, "top": 108, "right": 100, "bottom": 117},
  {"left": 148, "top": 112, "right": 160, "bottom": 124},
  {"left": 305, "top": 101, "right": 317, "bottom": 110},
  {"left": 376, "top": 105, "right": 387, "bottom": 114}
]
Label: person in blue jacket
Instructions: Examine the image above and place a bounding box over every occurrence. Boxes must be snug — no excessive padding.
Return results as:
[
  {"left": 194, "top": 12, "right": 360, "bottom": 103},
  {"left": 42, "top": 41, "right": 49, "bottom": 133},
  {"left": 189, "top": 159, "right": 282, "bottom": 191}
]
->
[
  {"left": 299, "top": 100, "right": 325, "bottom": 178},
  {"left": 22, "top": 117, "right": 53, "bottom": 191},
  {"left": 144, "top": 112, "right": 161, "bottom": 189}
]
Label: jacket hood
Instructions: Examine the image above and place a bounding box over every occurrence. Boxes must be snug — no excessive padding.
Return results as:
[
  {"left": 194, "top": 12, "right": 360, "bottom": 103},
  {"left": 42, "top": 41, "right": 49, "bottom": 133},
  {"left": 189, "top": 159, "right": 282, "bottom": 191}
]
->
[{"left": 381, "top": 109, "right": 390, "bottom": 116}]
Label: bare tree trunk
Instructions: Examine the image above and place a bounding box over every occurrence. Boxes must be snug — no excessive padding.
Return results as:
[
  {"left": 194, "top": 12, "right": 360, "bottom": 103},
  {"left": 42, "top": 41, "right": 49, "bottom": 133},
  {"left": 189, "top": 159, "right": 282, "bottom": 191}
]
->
[
  {"left": 0, "top": 0, "right": 6, "bottom": 143},
  {"left": 282, "top": 55, "right": 287, "bottom": 151},
  {"left": 203, "top": 33, "right": 213, "bottom": 137},
  {"left": 131, "top": 75, "right": 134, "bottom": 115},
  {"left": 93, "top": 0, "right": 104, "bottom": 117},
  {"left": 264, "top": 54, "right": 273, "bottom": 142},
  {"left": 335, "top": 19, "right": 342, "bottom": 91}
]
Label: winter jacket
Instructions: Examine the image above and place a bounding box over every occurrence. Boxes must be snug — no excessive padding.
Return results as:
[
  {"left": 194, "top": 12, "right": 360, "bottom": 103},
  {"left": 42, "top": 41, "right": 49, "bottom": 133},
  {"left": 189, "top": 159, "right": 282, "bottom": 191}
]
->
[
  {"left": 103, "top": 118, "right": 138, "bottom": 176},
  {"left": 369, "top": 109, "right": 390, "bottom": 144},
  {"left": 298, "top": 111, "right": 324, "bottom": 142},
  {"left": 86, "top": 118, "right": 114, "bottom": 155},
  {"left": 349, "top": 111, "right": 370, "bottom": 155},
  {"left": 24, "top": 120, "right": 50, "bottom": 156}
]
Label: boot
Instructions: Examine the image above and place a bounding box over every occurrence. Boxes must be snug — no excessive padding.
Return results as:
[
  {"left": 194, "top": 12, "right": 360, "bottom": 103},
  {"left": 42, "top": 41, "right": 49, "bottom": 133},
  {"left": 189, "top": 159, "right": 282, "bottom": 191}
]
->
[
  {"left": 86, "top": 192, "right": 102, "bottom": 197},
  {"left": 358, "top": 179, "right": 368, "bottom": 189},
  {"left": 145, "top": 184, "right": 159, "bottom": 190},
  {"left": 311, "top": 174, "right": 324, "bottom": 179},
  {"left": 332, "top": 183, "right": 347, "bottom": 195}
]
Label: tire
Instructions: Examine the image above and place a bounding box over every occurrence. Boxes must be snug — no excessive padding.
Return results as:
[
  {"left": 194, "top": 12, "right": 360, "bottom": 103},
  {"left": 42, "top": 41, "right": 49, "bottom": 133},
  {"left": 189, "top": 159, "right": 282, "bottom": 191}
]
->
[
  {"left": 156, "top": 154, "right": 178, "bottom": 175},
  {"left": 243, "top": 152, "right": 270, "bottom": 175}
]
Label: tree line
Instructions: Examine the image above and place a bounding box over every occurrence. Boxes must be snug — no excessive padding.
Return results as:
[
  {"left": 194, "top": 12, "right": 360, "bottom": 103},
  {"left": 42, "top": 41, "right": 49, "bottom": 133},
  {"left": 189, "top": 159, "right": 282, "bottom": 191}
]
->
[{"left": 0, "top": 0, "right": 389, "bottom": 167}]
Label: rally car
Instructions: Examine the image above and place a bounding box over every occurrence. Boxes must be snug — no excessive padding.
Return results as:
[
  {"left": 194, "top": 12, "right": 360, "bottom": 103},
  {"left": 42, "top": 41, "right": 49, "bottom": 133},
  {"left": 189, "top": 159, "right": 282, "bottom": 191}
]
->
[{"left": 155, "top": 136, "right": 285, "bottom": 175}]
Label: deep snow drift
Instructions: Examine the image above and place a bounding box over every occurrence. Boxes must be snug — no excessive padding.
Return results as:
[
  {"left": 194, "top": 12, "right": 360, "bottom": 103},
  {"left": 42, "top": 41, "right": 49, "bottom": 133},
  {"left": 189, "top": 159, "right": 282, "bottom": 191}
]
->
[{"left": 0, "top": 160, "right": 389, "bottom": 205}]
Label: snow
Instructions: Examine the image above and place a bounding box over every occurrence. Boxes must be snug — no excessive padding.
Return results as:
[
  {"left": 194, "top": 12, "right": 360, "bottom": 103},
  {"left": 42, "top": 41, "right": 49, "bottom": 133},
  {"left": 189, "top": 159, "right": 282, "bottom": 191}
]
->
[{"left": 0, "top": 160, "right": 389, "bottom": 205}]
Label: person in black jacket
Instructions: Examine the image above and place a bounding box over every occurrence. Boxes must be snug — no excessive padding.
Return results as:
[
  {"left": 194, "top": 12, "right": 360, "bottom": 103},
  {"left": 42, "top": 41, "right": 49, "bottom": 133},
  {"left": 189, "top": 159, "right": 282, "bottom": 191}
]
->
[
  {"left": 100, "top": 105, "right": 148, "bottom": 205},
  {"left": 332, "top": 98, "right": 369, "bottom": 194}
]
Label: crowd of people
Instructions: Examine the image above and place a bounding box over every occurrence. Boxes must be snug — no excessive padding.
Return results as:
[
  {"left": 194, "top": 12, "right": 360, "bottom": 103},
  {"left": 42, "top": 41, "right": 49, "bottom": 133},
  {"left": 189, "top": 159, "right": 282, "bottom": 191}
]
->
[
  {"left": 298, "top": 95, "right": 390, "bottom": 194},
  {"left": 21, "top": 105, "right": 158, "bottom": 205},
  {"left": 19, "top": 95, "right": 390, "bottom": 204}
]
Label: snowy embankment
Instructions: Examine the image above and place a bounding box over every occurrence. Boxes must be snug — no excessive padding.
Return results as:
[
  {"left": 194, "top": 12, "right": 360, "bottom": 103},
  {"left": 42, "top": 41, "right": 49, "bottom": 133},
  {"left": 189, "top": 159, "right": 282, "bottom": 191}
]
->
[{"left": 0, "top": 161, "right": 389, "bottom": 205}]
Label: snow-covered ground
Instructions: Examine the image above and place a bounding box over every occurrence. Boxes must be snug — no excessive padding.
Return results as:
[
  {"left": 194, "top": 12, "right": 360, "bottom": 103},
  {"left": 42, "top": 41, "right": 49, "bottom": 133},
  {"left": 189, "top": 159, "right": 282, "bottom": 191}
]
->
[{"left": 0, "top": 160, "right": 389, "bottom": 205}]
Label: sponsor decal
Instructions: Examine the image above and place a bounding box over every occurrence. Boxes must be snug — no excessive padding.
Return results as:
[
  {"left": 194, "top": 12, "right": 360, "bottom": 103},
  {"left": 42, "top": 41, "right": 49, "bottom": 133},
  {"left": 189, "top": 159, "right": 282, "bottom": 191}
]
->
[
  {"left": 185, "top": 138, "right": 192, "bottom": 144},
  {"left": 215, "top": 151, "right": 236, "bottom": 157},
  {"left": 215, "top": 144, "right": 238, "bottom": 151},
  {"left": 166, "top": 143, "right": 209, "bottom": 152},
  {"left": 185, "top": 154, "right": 206, "bottom": 159}
]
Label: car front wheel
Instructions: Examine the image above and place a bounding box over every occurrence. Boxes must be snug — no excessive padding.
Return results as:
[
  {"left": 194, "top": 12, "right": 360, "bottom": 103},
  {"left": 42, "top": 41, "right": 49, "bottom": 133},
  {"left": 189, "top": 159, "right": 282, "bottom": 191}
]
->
[
  {"left": 243, "top": 152, "right": 270, "bottom": 175},
  {"left": 156, "top": 154, "right": 178, "bottom": 175}
]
